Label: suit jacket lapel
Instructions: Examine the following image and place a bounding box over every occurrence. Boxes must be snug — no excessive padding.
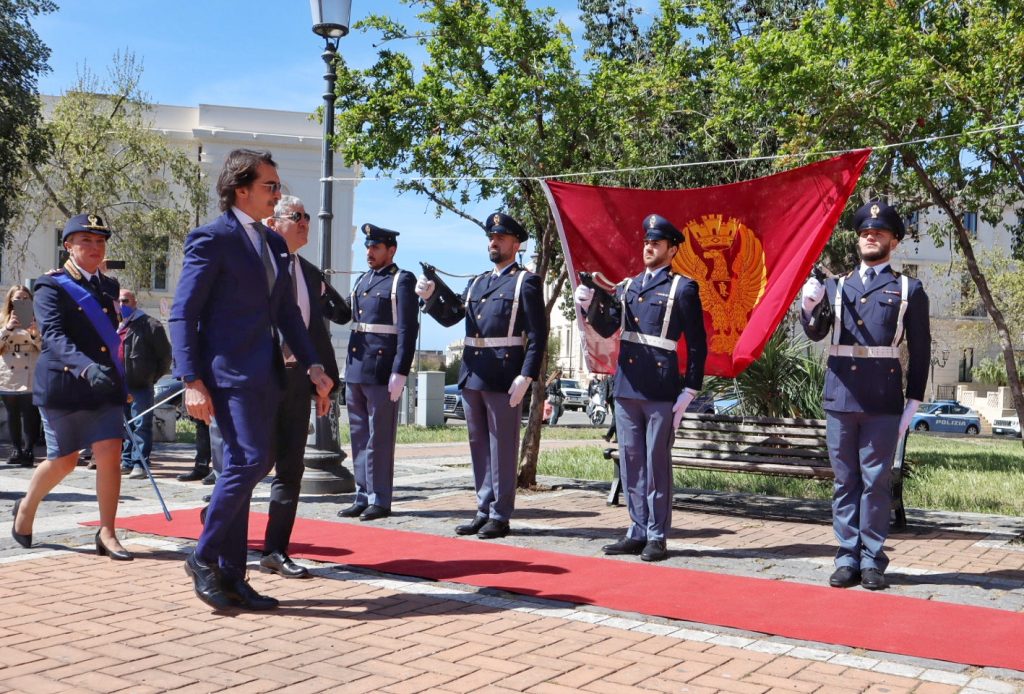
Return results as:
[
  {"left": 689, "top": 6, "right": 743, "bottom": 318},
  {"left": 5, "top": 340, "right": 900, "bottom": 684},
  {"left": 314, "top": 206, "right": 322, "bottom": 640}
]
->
[
  {"left": 479, "top": 264, "right": 520, "bottom": 300},
  {"left": 228, "top": 211, "right": 273, "bottom": 294}
]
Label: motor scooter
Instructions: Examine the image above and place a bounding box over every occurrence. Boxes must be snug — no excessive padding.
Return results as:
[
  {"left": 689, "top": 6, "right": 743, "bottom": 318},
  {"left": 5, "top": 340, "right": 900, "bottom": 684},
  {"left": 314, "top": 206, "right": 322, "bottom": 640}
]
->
[{"left": 587, "top": 391, "right": 607, "bottom": 426}]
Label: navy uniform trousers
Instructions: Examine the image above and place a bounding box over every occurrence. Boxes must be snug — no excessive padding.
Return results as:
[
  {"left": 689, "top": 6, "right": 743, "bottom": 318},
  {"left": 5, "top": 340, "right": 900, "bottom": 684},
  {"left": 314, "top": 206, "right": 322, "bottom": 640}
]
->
[
  {"left": 347, "top": 382, "right": 400, "bottom": 509},
  {"left": 826, "top": 411, "right": 900, "bottom": 572},
  {"left": 462, "top": 388, "right": 521, "bottom": 522},
  {"left": 615, "top": 398, "right": 676, "bottom": 543}
]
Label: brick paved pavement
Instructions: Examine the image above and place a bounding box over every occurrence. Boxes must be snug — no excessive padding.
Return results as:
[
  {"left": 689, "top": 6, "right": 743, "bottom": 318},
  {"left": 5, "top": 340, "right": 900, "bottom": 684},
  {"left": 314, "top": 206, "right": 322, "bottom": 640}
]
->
[{"left": 1, "top": 437, "right": 1022, "bottom": 693}]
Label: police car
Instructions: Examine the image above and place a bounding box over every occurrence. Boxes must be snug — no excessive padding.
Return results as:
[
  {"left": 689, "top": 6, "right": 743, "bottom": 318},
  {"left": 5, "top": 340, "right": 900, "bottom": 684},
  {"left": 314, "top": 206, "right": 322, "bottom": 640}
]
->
[{"left": 910, "top": 400, "right": 981, "bottom": 435}]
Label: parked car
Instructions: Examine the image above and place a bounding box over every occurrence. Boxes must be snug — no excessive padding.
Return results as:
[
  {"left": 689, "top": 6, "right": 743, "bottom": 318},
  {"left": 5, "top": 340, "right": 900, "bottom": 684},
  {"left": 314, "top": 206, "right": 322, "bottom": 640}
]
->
[
  {"left": 559, "top": 379, "right": 588, "bottom": 411},
  {"left": 910, "top": 400, "right": 981, "bottom": 435},
  {"left": 443, "top": 384, "right": 465, "bottom": 422},
  {"left": 992, "top": 416, "right": 1022, "bottom": 438}
]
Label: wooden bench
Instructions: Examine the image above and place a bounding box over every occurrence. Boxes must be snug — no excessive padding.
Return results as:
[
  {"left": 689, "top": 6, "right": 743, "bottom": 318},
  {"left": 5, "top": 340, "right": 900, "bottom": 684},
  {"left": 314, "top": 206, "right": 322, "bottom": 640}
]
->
[{"left": 603, "top": 412, "right": 909, "bottom": 529}]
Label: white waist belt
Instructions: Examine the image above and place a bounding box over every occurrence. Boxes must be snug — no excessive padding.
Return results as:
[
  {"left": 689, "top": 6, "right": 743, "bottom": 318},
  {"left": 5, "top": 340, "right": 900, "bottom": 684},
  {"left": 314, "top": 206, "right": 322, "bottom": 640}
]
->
[
  {"left": 620, "top": 331, "right": 677, "bottom": 352},
  {"left": 828, "top": 345, "right": 901, "bottom": 359},
  {"left": 464, "top": 335, "right": 527, "bottom": 348},
  {"left": 352, "top": 322, "right": 398, "bottom": 335}
]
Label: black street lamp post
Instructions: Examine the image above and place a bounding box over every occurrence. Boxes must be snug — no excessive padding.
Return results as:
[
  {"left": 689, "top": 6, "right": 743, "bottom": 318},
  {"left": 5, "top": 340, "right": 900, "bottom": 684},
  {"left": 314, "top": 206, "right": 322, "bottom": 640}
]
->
[{"left": 302, "top": 0, "right": 355, "bottom": 493}]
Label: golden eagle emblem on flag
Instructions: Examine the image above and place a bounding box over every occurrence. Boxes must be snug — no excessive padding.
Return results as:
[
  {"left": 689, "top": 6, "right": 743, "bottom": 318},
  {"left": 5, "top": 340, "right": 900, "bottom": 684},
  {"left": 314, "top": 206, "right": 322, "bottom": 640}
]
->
[{"left": 673, "top": 215, "right": 766, "bottom": 353}]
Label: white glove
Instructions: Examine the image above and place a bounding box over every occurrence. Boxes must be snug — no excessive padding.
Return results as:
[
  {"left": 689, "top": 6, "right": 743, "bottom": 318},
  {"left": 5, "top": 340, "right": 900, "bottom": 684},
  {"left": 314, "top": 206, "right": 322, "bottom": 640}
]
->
[
  {"left": 672, "top": 388, "right": 697, "bottom": 429},
  {"left": 898, "top": 399, "right": 921, "bottom": 437},
  {"left": 415, "top": 276, "right": 435, "bottom": 300},
  {"left": 574, "top": 285, "right": 594, "bottom": 311},
  {"left": 508, "top": 375, "right": 533, "bottom": 407},
  {"left": 801, "top": 277, "right": 825, "bottom": 313},
  {"left": 388, "top": 373, "right": 407, "bottom": 402}
]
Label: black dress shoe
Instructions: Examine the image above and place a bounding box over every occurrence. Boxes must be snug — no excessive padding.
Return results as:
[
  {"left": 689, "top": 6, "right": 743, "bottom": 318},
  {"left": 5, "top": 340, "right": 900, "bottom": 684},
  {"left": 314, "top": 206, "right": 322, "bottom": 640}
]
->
[
  {"left": 455, "top": 514, "right": 488, "bottom": 536},
  {"left": 640, "top": 540, "right": 668, "bottom": 562},
  {"left": 177, "top": 464, "right": 211, "bottom": 482},
  {"left": 828, "top": 566, "right": 861, "bottom": 588},
  {"left": 183, "top": 553, "right": 236, "bottom": 610},
  {"left": 221, "top": 577, "right": 279, "bottom": 610},
  {"left": 860, "top": 568, "right": 887, "bottom": 591},
  {"left": 359, "top": 505, "right": 390, "bottom": 521},
  {"left": 11, "top": 498, "right": 30, "bottom": 549},
  {"left": 6, "top": 450, "right": 23, "bottom": 465},
  {"left": 337, "top": 503, "right": 368, "bottom": 518},
  {"left": 201, "top": 470, "right": 217, "bottom": 485},
  {"left": 199, "top": 505, "right": 208, "bottom": 526},
  {"left": 18, "top": 450, "right": 34, "bottom": 468},
  {"left": 260, "top": 552, "right": 310, "bottom": 579},
  {"left": 94, "top": 530, "right": 133, "bottom": 561},
  {"left": 602, "top": 537, "right": 646, "bottom": 555},
  {"left": 477, "top": 519, "right": 510, "bottom": 539}
]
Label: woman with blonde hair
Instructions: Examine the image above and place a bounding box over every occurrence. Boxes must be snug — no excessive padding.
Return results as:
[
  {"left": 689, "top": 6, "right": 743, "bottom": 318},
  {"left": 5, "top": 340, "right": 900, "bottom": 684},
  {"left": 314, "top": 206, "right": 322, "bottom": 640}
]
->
[{"left": 0, "top": 285, "right": 42, "bottom": 466}]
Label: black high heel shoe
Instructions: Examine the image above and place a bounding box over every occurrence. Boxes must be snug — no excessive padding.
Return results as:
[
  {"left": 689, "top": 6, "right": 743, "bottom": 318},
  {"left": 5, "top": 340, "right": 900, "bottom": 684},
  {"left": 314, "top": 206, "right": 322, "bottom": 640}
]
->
[
  {"left": 11, "top": 498, "right": 31, "bottom": 549},
  {"left": 94, "top": 530, "right": 133, "bottom": 561}
]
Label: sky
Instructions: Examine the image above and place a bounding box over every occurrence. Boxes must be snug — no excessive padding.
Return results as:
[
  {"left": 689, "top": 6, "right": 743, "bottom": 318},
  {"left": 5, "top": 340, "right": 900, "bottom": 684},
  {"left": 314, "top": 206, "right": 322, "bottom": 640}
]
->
[{"left": 28, "top": 0, "right": 591, "bottom": 350}]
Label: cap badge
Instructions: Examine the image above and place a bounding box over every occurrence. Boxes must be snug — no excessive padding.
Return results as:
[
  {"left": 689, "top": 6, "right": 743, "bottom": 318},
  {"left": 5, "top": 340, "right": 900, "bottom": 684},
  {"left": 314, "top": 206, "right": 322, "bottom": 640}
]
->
[
  {"left": 88, "top": 214, "right": 99, "bottom": 227},
  {"left": 648, "top": 216, "right": 657, "bottom": 228},
  {"left": 492, "top": 214, "right": 501, "bottom": 226},
  {"left": 363, "top": 224, "right": 370, "bottom": 233},
  {"left": 870, "top": 204, "right": 880, "bottom": 219}
]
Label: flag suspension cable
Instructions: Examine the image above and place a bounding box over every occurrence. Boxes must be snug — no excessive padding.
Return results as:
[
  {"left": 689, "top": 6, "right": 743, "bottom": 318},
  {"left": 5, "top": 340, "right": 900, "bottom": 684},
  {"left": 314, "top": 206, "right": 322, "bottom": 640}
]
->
[
  {"left": 123, "top": 386, "right": 184, "bottom": 521},
  {"left": 324, "top": 121, "right": 1024, "bottom": 184}
]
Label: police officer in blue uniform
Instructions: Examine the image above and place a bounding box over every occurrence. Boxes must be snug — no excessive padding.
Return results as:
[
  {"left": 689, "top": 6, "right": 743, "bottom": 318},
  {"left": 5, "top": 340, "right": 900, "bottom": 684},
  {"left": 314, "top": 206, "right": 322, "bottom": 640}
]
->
[
  {"left": 337, "top": 224, "right": 419, "bottom": 522},
  {"left": 575, "top": 214, "right": 707, "bottom": 562},
  {"left": 12, "top": 213, "right": 133, "bottom": 560},
  {"left": 415, "top": 213, "right": 547, "bottom": 539},
  {"left": 800, "top": 200, "right": 930, "bottom": 590}
]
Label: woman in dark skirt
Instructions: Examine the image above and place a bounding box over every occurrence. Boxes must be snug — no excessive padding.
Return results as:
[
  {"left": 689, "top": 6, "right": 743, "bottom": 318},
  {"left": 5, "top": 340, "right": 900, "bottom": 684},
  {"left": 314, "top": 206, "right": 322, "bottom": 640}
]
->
[{"left": 12, "top": 213, "right": 132, "bottom": 560}]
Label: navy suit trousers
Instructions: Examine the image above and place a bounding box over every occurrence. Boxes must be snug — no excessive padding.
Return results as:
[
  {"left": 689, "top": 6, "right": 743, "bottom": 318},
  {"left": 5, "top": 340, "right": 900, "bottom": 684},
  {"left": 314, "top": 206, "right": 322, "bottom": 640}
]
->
[
  {"left": 196, "top": 385, "right": 279, "bottom": 579},
  {"left": 825, "top": 410, "right": 900, "bottom": 572}
]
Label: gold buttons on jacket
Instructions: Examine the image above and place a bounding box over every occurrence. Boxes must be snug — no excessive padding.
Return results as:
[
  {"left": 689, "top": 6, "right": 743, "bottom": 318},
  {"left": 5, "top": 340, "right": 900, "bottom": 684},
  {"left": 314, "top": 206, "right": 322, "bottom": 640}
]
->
[
  {"left": 638, "top": 297, "right": 644, "bottom": 303},
  {"left": 100, "top": 346, "right": 107, "bottom": 352},
  {"left": 857, "top": 320, "right": 864, "bottom": 326},
  {"left": 860, "top": 297, "right": 867, "bottom": 304},
  {"left": 64, "top": 366, "right": 69, "bottom": 371},
  {"left": 850, "top": 365, "right": 858, "bottom": 371}
]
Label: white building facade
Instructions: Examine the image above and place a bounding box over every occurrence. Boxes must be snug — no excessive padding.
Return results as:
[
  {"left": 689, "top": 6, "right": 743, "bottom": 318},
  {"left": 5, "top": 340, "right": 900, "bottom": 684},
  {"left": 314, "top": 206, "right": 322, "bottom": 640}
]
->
[{"left": 1, "top": 101, "right": 358, "bottom": 368}]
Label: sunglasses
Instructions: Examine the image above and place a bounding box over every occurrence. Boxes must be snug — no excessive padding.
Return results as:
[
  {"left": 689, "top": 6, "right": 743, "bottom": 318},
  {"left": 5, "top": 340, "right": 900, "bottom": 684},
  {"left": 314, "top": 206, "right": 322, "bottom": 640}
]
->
[
  {"left": 274, "top": 211, "right": 311, "bottom": 223},
  {"left": 257, "top": 182, "right": 283, "bottom": 193}
]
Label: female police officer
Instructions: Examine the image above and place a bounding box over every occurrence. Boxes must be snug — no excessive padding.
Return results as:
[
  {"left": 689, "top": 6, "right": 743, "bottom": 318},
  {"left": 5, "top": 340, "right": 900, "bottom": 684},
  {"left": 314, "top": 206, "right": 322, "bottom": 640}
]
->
[{"left": 12, "top": 213, "right": 133, "bottom": 560}]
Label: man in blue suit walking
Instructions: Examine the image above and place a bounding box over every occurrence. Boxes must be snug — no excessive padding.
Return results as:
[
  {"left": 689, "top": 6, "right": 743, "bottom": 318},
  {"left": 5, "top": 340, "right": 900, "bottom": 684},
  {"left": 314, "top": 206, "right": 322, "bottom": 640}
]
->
[
  {"left": 170, "top": 149, "right": 333, "bottom": 610},
  {"left": 800, "top": 200, "right": 930, "bottom": 591}
]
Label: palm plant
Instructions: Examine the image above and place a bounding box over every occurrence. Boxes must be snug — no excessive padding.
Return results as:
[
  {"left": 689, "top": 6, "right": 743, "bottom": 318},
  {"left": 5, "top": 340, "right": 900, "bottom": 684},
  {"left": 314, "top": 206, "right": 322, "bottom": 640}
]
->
[{"left": 705, "top": 326, "right": 826, "bottom": 419}]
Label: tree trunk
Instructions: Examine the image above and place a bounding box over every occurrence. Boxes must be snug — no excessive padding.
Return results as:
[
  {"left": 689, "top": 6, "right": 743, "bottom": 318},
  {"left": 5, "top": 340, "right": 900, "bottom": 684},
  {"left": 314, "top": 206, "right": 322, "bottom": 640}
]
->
[{"left": 903, "top": 149, "right": 1024, "bottom": 449}]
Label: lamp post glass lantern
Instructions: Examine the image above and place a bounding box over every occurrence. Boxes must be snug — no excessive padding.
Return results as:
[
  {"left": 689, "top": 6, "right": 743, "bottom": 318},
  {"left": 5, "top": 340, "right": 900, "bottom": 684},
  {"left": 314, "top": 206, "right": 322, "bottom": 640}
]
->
[
  {"left": 303, "top": 0, "right": 355, "bottom": 493},
  {"left": 310, "top": 0, "right": 351, "bottom": 39}
]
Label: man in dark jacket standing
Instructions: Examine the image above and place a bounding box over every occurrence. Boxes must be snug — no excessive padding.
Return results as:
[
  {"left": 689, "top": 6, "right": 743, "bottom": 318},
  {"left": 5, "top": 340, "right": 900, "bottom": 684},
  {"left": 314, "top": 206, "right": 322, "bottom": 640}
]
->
[{"left": 118, "top": 289, "right": 171, "bottom": 479}]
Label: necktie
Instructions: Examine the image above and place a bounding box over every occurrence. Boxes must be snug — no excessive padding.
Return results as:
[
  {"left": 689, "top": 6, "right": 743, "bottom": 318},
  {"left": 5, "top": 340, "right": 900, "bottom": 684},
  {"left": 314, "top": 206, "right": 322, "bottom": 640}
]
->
[
  {"left": 864, "top": 267, "right": 876, "bottom": 289},
  {"left": 641, "top": 272, "right": 652, "bottom": 289},
  {"left": 255, "top": 223, "right": 276, "bottom": 292},
  {"left": 89, "top": 275, "right": 102, "bottom": 293}
]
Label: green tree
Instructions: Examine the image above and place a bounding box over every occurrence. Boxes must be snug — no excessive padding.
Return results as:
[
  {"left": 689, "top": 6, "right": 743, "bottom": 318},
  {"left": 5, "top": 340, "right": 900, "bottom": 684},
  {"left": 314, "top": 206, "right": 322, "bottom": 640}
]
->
[
  {"left": 700, "top": 0, "right": 1024, "bottom": 443},
  {"left": 11, "top": 53, "right": 207, "bottom": 291},
  {"left": 444, "top": 356, "right": 462, "bottom": 385},
  {"left": 0, "top": 0, "right": 55, "bottom": 239}
]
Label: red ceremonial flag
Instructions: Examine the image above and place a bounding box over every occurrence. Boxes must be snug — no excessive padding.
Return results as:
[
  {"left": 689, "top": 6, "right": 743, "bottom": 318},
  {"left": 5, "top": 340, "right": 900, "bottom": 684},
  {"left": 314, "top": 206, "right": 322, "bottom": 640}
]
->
[{"left": 542, "top": 149, "right": 871, "bottom": 378}]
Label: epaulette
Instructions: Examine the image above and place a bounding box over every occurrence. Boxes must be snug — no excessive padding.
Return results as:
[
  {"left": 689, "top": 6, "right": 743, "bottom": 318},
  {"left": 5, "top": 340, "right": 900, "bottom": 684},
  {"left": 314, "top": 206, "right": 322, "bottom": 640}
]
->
[{"left": 63, "top": 260, "right": 82, "bottom": 280}]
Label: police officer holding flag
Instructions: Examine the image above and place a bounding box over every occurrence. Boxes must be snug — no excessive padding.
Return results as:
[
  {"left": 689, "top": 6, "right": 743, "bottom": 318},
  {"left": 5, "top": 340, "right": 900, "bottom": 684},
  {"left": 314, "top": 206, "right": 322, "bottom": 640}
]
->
[
  {"left": 575, "top": 214, "right": 707, "bottom": 562},
  {"left": 800, "top": 200, "right": 930, "bottom": 591},
  {"left": 416, "top": 213, "right": 547, "bottom": 540}
]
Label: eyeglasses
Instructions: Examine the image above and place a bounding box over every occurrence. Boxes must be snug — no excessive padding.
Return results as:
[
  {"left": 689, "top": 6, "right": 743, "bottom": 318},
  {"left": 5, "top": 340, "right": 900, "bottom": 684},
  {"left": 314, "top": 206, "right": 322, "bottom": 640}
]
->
[
  {"left": 257, "top": 182, "right": 283, "bottom": 193},
  {"left": 117, "top": 298, "right": 131, "bottom": 303},
  {"left": 274, "top": 211, "right": 311, "bottom": 223}
]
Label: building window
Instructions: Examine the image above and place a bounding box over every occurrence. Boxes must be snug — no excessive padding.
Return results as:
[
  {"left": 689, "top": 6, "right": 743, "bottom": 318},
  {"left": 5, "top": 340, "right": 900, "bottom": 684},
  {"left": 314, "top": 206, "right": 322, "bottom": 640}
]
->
[
  {"left": 147, "top": 237, "right": 169, "bottom": 291},
  {"left": 962, "top": 211, "right": 978, "bottom": 238},
  {"left": 905, "top": 211, "right": 920, "bottom": 236}
]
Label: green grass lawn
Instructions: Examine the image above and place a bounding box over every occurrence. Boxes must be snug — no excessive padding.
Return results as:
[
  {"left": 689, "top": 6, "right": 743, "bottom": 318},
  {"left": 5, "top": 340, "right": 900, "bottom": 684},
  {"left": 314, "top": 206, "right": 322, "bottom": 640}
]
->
[{"left": 538, "top": 435, "right": 1024, "bottom": 516}]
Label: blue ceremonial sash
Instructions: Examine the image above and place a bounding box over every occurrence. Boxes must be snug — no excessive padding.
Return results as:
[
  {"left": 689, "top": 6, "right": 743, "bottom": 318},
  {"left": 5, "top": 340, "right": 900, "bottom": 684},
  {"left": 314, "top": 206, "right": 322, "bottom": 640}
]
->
[{"left": 51, "top": 272, "right": 126, "bottom": 383}]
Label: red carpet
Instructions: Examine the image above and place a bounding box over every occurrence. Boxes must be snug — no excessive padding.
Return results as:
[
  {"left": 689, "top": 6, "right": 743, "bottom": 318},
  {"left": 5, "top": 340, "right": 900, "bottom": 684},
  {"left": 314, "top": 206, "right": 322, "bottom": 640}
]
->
[{"left": 107, "top": 509, "right": 1024, "bottom": 671}]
